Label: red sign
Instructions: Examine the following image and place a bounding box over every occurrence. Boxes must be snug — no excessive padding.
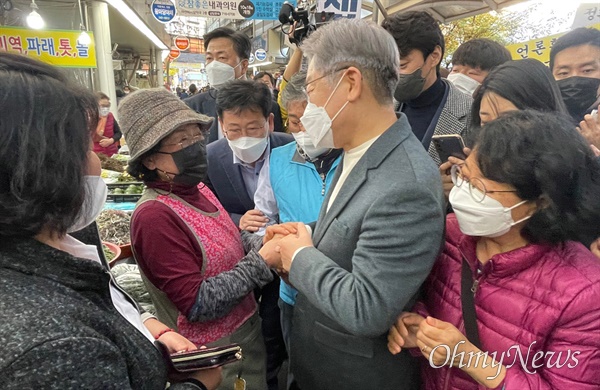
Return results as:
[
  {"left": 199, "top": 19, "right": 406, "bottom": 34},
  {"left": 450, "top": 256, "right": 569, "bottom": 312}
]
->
[
  {"left": 174, "top": 36, "right": 190, "bottom": 51},
  {"left": 169, "top": 47, "right": 180, "bottom": 60}
]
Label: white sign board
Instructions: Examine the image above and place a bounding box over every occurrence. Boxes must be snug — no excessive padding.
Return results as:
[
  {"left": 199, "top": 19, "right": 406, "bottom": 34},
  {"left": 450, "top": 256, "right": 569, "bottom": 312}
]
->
[{"left": 572, "top": 3, "right": 600, "bottom": 29}]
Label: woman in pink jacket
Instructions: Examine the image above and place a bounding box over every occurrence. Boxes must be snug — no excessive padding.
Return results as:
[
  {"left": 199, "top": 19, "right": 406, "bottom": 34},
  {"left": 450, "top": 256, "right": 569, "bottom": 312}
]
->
[{"left": 388, "top": 110, "right": 600, "bottom": 389}]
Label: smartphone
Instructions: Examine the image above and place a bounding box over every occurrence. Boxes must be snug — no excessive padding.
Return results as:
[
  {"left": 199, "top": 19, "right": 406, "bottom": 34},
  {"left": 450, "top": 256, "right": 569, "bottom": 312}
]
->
[
  {"left": 432, "top": 134, "right": 467, "bottom": 163},
  {"left": 155, "top": 340, "right": 242, "bottom": 373}
]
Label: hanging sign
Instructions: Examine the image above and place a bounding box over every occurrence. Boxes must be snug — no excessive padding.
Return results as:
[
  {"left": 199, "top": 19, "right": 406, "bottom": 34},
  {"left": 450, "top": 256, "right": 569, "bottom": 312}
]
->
[
  {"left": 174, "top": 36, "right": 190, "bottom": 50},
  {"left": 248, "top": 53, "right": 255, "bottom": 64},
  {"left": 318, "top": 0, "right": 361, "bottom": 19},
  {"left": 152, "top": 0, "right": 177, "bottom": 23},
  {"left": 0, "top": 27, "right": 96, "bottom": 68},
  {"left": 169, "top": 47, "right": 181, "bottom": 59},
  {"left": 255, "top": 48, "right": 267, "bottom": 61},
  {"left": 177, "top": 0, "right": 295, "bottom": 20}
]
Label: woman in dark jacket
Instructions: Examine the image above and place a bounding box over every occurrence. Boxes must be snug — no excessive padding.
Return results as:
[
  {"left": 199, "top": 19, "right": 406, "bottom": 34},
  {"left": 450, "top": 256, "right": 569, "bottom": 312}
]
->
[{"left": 0, "top": 53, "right": 219, "bottom": 389}]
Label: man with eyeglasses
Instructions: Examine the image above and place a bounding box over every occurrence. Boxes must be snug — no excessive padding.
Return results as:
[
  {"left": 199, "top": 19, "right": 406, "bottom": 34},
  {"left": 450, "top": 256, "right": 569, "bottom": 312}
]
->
[
  {"left": 257, "top": 19, "right": 445, "bottom": 390},
  {"left": 205, "top": 79, "right": 292, "bottom": 390},
  {"left": 185, "top": 27, "right": 283, "bottom": 143}
]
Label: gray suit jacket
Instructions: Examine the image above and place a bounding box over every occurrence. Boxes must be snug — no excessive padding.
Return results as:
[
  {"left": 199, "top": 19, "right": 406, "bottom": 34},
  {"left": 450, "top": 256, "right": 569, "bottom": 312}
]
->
[
  {"left": 427, "top": 80, "right": 473, "bottom": 165},
  {"left": 288, "top": 115, "right": 446, "bottom": 390}
]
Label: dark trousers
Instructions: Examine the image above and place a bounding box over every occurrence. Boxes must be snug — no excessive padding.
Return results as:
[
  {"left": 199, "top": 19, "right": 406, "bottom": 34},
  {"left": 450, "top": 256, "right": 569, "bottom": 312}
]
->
[
  {"left": 279, "top": 298, "right": 301, "bottom": 390},
  {"left": 256, "top": 276, "right": 287, "bottom": 390}
]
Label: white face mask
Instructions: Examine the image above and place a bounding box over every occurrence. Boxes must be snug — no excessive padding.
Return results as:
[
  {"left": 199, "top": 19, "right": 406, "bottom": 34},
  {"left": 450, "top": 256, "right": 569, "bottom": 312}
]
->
[
  {"left": 99, "top": 107, "right": 110, "bottom": 117},
  {"left": 227, "top": 128, "right": 269, "bottom": 164},
  {"left": 68, "top": 176, "right": 108, "bottom": 233},
  {"left": 449, "top": 184, "right": 531, "bottom": 238},
  {"left": 447, "top": 72, "right": 481, "bottom": 96},
  {"left": 292, "top": 130, "right": 330, "bottom": 161},
  {"left": 300, "top": 72, "right": 349, "bottom": 149},
  {"left": 205, "top": 60, "right": 241, "bottom": 88}
]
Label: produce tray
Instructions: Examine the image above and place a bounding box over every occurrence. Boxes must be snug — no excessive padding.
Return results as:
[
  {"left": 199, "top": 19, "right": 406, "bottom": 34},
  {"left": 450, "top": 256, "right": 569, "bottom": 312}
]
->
[
  {"left": 107, "top": 182, "right": 144, "bottom": 202},
  {"left": 107, "top": 193, "right": 143, "bottom": 202}
]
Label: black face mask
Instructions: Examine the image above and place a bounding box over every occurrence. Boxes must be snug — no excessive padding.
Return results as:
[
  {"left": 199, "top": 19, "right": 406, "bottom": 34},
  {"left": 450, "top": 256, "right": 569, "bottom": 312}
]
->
[
  {"left": 157, "top": 141, "right": 208, "bottom": 187},
  {"left": 557, "top": 76, "right": 600, "bottom": 122}
]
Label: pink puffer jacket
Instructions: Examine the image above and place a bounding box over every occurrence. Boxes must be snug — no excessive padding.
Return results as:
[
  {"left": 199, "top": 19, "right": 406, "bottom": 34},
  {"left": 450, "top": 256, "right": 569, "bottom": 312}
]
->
[{"left": 414, "top": 214, "right": 600, "bottom": 390}]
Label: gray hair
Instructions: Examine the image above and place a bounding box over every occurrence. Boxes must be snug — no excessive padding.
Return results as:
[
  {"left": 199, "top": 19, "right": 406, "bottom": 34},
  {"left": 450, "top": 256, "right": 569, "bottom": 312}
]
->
[
  {"left": 301, "top": 19, "right": 399, "bottom": 105},
  {"left": 280, "top": 72, "right": 307, "bottom": 110}
]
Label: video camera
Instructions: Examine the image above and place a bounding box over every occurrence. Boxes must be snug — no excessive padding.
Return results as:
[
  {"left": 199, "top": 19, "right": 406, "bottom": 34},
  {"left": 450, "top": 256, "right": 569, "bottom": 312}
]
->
[{"left": 278, "top": 0, "right": 335, "bottom": 45}]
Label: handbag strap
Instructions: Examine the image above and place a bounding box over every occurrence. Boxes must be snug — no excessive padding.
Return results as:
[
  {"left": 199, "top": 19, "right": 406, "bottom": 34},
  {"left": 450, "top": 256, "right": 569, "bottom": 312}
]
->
[{"left": 461, "top": 257, "right": 482, "bottom": 349}]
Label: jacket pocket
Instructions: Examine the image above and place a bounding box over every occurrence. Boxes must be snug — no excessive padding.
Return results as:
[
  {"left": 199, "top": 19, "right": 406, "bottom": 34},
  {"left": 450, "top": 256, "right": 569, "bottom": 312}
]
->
[
  {"left": 313, "top": 321, "right": 373, "bottom": 359},
  {"left": 328, "top": 218, "right": 350, "bottom": 238}
]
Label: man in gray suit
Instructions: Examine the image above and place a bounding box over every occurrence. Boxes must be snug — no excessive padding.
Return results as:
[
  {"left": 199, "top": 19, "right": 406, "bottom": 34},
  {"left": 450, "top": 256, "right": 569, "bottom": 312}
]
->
[{"left": 260, "top": 19, "right": 446, "bottom": 390}]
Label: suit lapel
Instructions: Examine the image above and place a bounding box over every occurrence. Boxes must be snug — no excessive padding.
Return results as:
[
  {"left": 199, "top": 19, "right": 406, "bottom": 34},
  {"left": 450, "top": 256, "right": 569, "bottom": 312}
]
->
[{"left": 219, "top": 144, "right": 254, "bottom": 209}]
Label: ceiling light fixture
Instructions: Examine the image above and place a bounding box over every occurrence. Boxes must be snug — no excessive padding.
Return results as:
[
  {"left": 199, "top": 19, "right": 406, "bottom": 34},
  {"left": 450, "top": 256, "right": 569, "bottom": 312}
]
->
[
  {"left": 26, "top": 0, "right": 44, "bottom": 29},
  {"left": 105, "top": 0, "right": 168, "bottom": 50}
]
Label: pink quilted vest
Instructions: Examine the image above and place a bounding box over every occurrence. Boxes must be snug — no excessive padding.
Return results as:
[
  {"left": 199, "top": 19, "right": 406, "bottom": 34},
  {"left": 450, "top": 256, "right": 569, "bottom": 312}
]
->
[{"left": 155, "top": 185, "right": 256, "bottom": 345}]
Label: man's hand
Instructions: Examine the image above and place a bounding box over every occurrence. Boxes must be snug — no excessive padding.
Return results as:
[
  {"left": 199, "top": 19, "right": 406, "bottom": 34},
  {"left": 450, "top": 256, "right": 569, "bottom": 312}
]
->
[
  {"left": 578, "top": 107, "right": 600, "bottom": 150},
  {"left": 263, "top": 222, "right": 298, "bottom": 244},
  {"left": 387, "top": 312, "right": 424, "bottom": 354},
  {"left": 415, "top": 316, "right": 472, "bottom": 368},
  {"left": 240, "top": 209, "right": 268, "bottom": 232},
  {"left": 277, "top": 223, "right": 314, "bottom": 272},
  {"left": 99, "top": 138, "right": 115, "bottom": 148}
]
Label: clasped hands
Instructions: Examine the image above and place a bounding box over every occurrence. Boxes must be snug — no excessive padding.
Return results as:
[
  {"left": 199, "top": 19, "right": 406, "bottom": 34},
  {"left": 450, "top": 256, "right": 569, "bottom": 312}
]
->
[
  {"left": 387, "top": 312, "right": 475, "bottom": 368},
  {"left": 258, "top": 222, "right": 314, "bottom": 276}
]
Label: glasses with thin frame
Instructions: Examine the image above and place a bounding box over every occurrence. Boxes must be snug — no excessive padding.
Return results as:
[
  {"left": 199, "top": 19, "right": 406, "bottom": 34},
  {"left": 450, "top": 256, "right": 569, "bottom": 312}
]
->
[{"left": 451, "top": 164, "right": 517, "bottom": 203}]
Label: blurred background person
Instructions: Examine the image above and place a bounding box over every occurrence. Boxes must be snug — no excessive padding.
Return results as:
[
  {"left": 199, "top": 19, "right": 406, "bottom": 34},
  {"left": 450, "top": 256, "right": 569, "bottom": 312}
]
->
[
  {"left": 448, "top": 38, "right": 512, "bottom": 96},
  {"left": 93, "top": 92, "right": 121, "bottom": 157}
]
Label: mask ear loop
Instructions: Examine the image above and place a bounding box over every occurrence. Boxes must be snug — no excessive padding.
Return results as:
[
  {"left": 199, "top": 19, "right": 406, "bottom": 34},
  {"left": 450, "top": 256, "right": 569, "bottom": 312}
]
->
[{"left": 326, "top": 71, "right": 350, "bottom": 122}]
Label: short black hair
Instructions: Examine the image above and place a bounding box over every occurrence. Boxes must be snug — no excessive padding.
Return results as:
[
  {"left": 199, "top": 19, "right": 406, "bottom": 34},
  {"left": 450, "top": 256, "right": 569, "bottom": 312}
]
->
[
  {"left": 203, "top": 27, "right": 251, "bottom": 60},
  {"left": 216, "top": 80, "right": 272, "bottom": 119},
  {"left": 382, "top": 11, "right": 445, "bottom": 68},
  {"left": 550, "top": 27, "right": 600, "bottom": 70},
  {"left": 254, "top": 71, "right": 275, "bottom": 86},
  {"left": 189, "top": 84, "right": 197, "bottom": 94},
  {"left": 451, "top": 38, "right": 512, "bottom": 71},
  {"left": 471, "top": 59, "right": 567, "bottom": 127},
  {"left": 0, "top": 53, "right": 97, "bottom": 239},
  {"left": 474, "top": 110, "right": 600, "bottom": 246},
  {"left": 127, "top": 143, "right": 161, "bottom": 182}
]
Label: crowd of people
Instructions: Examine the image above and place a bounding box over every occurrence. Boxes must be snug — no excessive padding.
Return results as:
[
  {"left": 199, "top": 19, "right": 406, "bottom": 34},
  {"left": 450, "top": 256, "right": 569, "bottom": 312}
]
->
[{"left": 1, "top": 10, "right": 600, "bottom": 390}]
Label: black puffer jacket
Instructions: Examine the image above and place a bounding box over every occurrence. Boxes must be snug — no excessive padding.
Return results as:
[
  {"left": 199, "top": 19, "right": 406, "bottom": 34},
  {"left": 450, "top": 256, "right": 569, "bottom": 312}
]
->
[{"left": 0, "top": 237, "right": 201, "bottom": 389}]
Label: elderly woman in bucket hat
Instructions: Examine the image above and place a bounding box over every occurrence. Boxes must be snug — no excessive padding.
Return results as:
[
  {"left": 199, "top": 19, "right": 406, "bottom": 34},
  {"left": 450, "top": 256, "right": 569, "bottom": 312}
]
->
[{"left": 120, "top": 89, "right": 275, "bottom": 390}]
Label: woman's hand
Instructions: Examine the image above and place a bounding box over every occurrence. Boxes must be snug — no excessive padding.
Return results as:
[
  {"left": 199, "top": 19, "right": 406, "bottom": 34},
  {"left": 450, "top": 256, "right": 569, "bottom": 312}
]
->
[
  {"left": 388, "top": 312, "right": 424, "bottom": 354},
  {"left": 415, "top": 316, "right": 471, "bottom": 368},
  {"left": 157, "top": 330, "right": 197, "bottom": 354},
  {"left": 439, "top": 148, "right": 471, "bottom": 200},
  {"left": 263, "top": 222, "right": 298, "bottom": 244},
  {"left": 186, "top": 367, "right": 223, "bottom": 390},
  {"left": 99, "top": 138, "right": 114, "bottom": 148}
]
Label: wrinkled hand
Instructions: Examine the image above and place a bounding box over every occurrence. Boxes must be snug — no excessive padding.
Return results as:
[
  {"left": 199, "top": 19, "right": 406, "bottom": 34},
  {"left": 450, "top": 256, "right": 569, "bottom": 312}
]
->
[
  {"left": 578, "top": 108, "right": 600, "bottom": 150},
  {"left": 416, "top": 316, "right": 472, "bottom": 367},
  {"left": 99, "top": 138, "right": 114, "bottom": 147},
  {"left": 157, "top": 330, "right": 197, "bottom": 354},
  {"left": 240, "top": 209, "right": 268, "bottom": 232},
  {"left": 591, "top": 237, "right": 600, "bottom": 260},
  {"left": 388, "top": 312, "right": 424, "bottom": 354},
  {"left": 186, "top": 367, "right": 222, "bottom": 390},
  {"left": 439, "top": 148, "right": 471, "bottom": 200},
  {"left": 259, "top": 233, "right": 285, "bottom": 270},
  {"left": 263, "top": 222, "right": 298, "bottom": 244},
  {"left": 277, "top": 223, "right": 314, "bottom": 272}
]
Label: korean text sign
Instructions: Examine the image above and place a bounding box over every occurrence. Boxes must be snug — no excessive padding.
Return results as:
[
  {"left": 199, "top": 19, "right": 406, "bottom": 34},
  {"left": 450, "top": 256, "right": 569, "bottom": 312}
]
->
[
  {"left": 177, "top": 0, "right": 294, "bottom": 20},
  {"left": 0, "top": 27, "right": 97, "bottom": 68}
]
